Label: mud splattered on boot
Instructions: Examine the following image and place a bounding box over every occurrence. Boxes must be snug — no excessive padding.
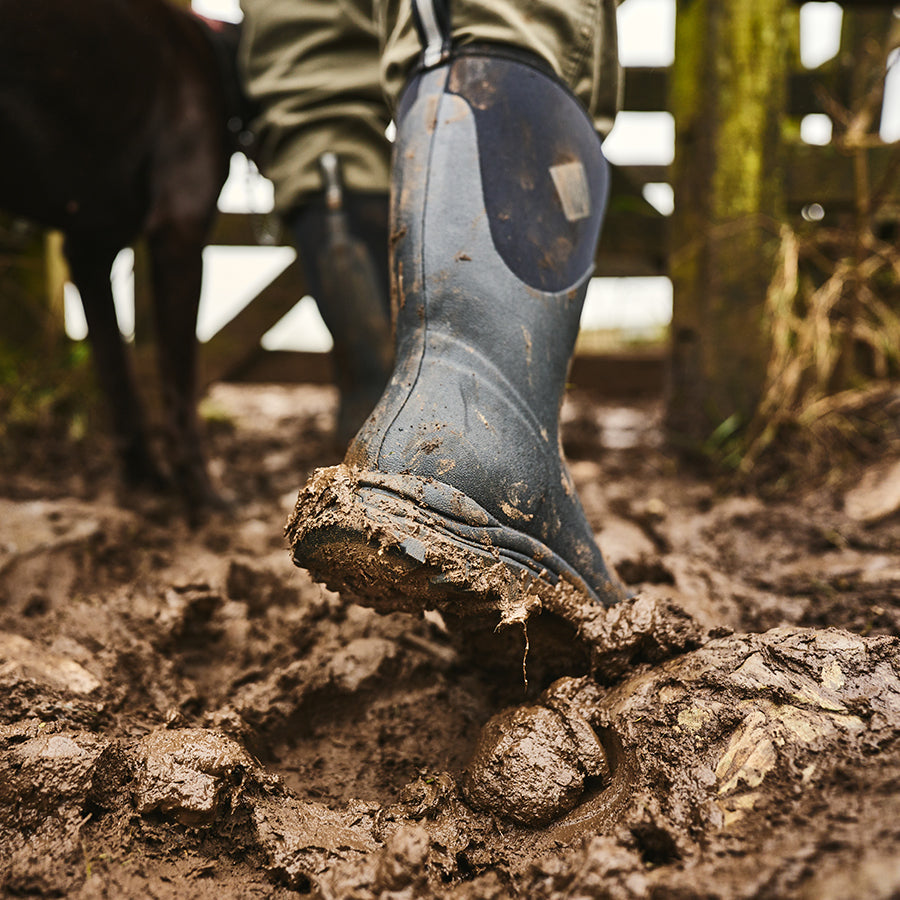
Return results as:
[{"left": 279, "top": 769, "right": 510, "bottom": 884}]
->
[
  {"left": 287, "top": 52, "right": 631, "bottom": 643},
  {"left": 286, "top": 465, "right": 706, "bottom": 673}
]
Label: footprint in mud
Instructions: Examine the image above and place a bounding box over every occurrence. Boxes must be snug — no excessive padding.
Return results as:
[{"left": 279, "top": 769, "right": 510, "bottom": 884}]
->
[
  {"left": 463, "top": 618, "right": 900, "bottom": 889},
  {"left": 464, "top": 593, "right": 708, "bottom": 826}
]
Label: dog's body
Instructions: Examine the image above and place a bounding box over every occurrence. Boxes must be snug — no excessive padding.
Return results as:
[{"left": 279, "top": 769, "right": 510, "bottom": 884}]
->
[{"left": 0, "top": 0, "right": 248, "bottom": 509}]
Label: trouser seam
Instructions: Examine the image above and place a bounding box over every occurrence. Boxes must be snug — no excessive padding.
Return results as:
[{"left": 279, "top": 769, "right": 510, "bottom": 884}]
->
[{"left": 562, "top": 0, "right": 600, "bottom": 93}]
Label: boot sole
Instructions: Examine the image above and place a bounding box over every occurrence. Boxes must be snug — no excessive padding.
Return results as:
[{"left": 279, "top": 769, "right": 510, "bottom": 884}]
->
[{"left": 285, "top": 464, "right": 611, "bottom": 633}]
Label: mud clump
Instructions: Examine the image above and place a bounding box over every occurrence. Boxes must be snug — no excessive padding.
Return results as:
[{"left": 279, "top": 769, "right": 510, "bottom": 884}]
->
[
  {"left": 0, "top": 631, "right": 102, "bottom": 695},
  {"left": 248, "top": 793, "right": 378, "bottom": 891},
  {"left": 465, "top": 703, "right": 607, "bottom": 826},
  {"left": 134, "top": 728, "right": 257, "bottom": 826},
  {"left": 577, "top": 593, "right": 710, "bottom": 682},
  {"left": 0, "top": 723, "right": 126, "bottom": 828}
]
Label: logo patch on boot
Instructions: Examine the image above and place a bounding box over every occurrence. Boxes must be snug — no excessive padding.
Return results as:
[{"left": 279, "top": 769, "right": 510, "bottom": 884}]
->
[{"left": 549, "top": 162, "right": 591, "bottom": 222}]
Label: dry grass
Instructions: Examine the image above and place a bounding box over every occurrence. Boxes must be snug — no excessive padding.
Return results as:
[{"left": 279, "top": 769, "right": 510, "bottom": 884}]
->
[
  {"left": 739, "top": 33, "right": 900, "bottom": 488},
  {"left": 740, "top": 221, "right": 900, "bottom": 479}
]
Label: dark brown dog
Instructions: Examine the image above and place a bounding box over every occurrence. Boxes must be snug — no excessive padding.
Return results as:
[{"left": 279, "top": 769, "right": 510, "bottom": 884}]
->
[{"left": 0, "top": 0, "right": 251, "bottom": 512}]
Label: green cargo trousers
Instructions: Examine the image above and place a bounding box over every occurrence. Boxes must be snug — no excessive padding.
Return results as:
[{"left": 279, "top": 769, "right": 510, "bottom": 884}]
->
[{"left": 238, "top": 0, "right": 621, "bottom": 215}]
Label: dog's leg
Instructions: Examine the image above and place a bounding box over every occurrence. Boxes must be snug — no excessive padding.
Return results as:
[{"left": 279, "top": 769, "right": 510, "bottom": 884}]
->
[
  {"left": 144, "top": 62, "right": 231, "bottom": 517},
  {"left": 65, "top": 238, "right": 167, "bottom": 491},
  {"left": 145, "top": 219, "right": 220, "bottom": 514}
]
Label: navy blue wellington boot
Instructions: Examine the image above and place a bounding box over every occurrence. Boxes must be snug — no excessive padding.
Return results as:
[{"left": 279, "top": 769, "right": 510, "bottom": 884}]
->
[{"left": 286, "top": 49, "right": 628, "bottom": 636}]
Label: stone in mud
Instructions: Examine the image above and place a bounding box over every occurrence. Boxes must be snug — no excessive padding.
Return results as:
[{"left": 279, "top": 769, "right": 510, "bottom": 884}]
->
[
  {"left": 464, "top": 703, "right": 607, "bottom": 827},
  {"left": 134, "top": 728, "right": 257, "bottom": 826},
  {"left": 844, "top": 457, "right": 900, "bottom": 523}
]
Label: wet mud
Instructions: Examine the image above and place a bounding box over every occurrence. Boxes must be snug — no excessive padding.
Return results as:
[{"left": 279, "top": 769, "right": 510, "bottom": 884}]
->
[{"left": 1, "top": 383, "right": 899, "bottom": 898}]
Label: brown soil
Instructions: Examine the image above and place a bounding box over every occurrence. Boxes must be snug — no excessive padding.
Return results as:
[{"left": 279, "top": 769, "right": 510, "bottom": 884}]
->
[{"left": 1, "top": 383, "right": 899, "bottom": 899}]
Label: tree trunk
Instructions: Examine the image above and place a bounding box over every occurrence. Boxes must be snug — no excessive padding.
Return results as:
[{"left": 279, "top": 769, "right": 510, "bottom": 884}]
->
[{"left": 666, "top": 0, "right": 790, "bottom": 450}]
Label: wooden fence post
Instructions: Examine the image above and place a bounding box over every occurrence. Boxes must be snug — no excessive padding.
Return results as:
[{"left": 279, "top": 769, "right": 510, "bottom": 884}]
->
[{"left": 666, "top": 0, "right": 791, "bottom": 448}]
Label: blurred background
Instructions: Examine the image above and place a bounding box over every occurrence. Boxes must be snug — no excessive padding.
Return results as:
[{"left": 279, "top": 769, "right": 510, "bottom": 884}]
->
[{"left": 62, "top": 0, "right": 898, "bottom": 356}]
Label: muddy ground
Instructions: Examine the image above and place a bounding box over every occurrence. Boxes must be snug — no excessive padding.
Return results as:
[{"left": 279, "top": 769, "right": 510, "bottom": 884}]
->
[{"left": 1, "top": 382, "right": 899, "bottom": 899}]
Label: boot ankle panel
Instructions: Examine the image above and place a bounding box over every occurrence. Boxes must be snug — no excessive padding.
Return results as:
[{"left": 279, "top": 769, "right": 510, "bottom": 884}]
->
[
  {"left": 397, "top": 54, "right": 608, "bottom": 299},
  {"left": 444, "top": 53, "right": 609, "bottom": 294}
]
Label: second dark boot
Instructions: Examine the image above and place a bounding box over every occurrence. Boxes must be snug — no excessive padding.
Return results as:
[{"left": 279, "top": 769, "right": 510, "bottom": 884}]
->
[{"left": 289, "top": 153, "right": 393, "bottom": 449}]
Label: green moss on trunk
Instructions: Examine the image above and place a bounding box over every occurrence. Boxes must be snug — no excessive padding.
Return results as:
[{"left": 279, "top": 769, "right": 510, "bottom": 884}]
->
[{"left": 667, "top": 0, "right": 790, "bottom": 452}]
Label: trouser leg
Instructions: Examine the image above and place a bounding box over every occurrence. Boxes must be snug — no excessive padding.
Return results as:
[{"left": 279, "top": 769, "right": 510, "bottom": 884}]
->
[
  {"left": 239, "top": 0, "right": 394, "bottom": 442},
  {"left": 239, "top": 0, "right": 619, "bottom": 201},
  {"left": 374, "top": 0, "right": 620, "bottom": 138},
  {"left": 239, "top": 0, "right": 392, "bottom": 208}
]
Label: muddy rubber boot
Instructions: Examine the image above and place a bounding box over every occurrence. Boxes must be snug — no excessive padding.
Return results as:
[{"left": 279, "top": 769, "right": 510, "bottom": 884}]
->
[
  {"left": 286, "top": 50, "right": 628, "bottom": 632},
  {"left": 290, "top": 154, "right": 393, "bottom": 449}
]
